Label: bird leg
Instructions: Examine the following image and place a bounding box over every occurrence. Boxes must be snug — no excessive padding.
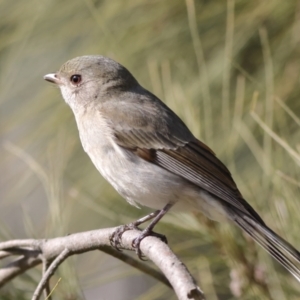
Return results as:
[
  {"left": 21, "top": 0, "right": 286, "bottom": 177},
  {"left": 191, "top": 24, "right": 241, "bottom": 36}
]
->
[
  {"left": 132, "top": 203, "right": 174, "bottom": 259},
  {"left": 110, "top": 203, "right": 174, "bottom": 259},
  {"left": 110, "top": 210, "right": 161, "bottom": 250}
]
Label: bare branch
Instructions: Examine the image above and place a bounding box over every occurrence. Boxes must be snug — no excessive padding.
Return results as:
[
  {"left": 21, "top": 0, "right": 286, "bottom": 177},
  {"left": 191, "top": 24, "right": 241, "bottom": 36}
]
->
[
  {"left": 42, "top": 258, "right": 52, "bottom": 299},
  {"left": 0, "top": 255, "right": 41, "bottom": 287},
  {"left": 32, "top": 248, "right": 70, "bottom": 300},
  {"left": 0, "top": 227, "right": 205, "bottom": 300},
  {"left": 100, "top": 245, "right": 171, "bottom": 288}
]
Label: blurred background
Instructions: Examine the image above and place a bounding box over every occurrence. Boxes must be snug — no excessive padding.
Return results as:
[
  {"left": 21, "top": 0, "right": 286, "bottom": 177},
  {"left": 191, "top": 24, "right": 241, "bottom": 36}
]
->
[{"left": 1, "top": 0, "right": 300, "bottom": 299}]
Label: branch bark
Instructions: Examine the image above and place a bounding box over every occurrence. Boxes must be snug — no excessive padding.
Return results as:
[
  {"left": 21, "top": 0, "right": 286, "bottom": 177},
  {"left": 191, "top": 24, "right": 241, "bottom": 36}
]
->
[{"left": 0, "top": 227, "right": 205, "bottom": 300}]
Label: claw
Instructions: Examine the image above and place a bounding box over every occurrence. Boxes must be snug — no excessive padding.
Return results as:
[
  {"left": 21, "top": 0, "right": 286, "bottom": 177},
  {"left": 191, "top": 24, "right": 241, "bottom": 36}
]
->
[
  {"left": 110, "top": 223, "right": 139, "bottom": 251},
  {"left": 132, "top": 236, "right": 147, "bottom": 260},
  {"left": 132, "top": 230, "right": 168, "bottom": 260},
  {"left": 110, "top": 224, "right": 168, "bottom": 259},
  {"left": 109, "top": 203, "right": 173, "bottom": 259}
]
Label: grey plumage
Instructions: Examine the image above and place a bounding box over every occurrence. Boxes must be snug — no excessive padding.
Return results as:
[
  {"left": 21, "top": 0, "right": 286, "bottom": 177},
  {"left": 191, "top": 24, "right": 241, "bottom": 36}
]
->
[{"left": 44, "top": 55, "right": 300, "bottom": 282}]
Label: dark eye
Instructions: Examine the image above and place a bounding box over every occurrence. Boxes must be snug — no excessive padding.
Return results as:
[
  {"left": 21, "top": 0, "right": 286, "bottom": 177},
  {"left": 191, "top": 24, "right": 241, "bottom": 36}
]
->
[{"left": 70, "top": 74, "right": 82, "bottom": 85}]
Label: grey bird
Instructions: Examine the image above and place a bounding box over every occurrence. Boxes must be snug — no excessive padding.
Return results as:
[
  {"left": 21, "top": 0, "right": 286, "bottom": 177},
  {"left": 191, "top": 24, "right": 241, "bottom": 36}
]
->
[{"left": 44, "top": 55, "right": 300, "bottom": 282}]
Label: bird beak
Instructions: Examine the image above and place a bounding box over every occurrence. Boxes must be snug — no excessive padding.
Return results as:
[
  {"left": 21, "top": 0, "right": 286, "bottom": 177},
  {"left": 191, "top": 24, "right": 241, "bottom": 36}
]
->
[{"left": 44, "top": 73, "right": 61, "bottom": 85}]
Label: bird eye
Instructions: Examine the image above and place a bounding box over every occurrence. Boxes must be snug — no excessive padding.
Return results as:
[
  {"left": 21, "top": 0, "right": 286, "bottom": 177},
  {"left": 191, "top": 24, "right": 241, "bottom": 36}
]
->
[{"left": 70, "top": 74, "right": 82, "bottom": 85}]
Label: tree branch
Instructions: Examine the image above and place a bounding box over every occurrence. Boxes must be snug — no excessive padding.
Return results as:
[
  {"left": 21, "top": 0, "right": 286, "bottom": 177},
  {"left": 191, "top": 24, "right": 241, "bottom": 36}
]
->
[
  {"left": 0, "top": 227, "right": 205, "bottom": 300},
  {"left": 32, "top": 248, "right": 69, "bottom": 300}
]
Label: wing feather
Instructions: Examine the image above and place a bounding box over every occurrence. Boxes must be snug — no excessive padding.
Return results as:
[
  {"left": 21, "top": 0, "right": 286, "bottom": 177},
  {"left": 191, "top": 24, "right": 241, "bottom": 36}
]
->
[{"left": 100, "top": 90, "right": 263, "bottom": 223}]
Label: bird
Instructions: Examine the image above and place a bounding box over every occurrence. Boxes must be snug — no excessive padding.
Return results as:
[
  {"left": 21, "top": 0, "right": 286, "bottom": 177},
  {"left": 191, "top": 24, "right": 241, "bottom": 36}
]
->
[{"left": 44, "top": 55, "right": 300, "bottom": 282}]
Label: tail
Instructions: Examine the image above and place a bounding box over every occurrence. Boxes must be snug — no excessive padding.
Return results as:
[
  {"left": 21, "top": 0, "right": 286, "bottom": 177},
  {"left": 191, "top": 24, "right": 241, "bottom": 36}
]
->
[{"left": 230, "top": 208, "right": 300, "bottom": 282}]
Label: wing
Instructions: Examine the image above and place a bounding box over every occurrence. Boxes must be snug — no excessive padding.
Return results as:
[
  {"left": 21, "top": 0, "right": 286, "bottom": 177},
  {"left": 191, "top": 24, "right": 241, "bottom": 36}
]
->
[{"left": 100, "top": 89, "right": 263, "bottom": 223}]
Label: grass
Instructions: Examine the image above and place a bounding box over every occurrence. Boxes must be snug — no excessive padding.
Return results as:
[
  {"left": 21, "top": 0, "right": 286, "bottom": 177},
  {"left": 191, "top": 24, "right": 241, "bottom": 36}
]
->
[{"left": 0, "top": 0, "right": 300, "bottom": 299}]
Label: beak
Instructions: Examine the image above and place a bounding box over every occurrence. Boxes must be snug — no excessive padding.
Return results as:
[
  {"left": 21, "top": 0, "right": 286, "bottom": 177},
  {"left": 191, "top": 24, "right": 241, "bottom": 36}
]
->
[{"left": 44, "top": 73, "right": 61, "bottom": 84}]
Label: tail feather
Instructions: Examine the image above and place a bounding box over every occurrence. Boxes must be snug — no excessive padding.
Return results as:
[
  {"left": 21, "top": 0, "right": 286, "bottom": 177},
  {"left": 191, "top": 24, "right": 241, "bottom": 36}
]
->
[{"left": 231, "top": 209, "right": 300, "bottom": 282}]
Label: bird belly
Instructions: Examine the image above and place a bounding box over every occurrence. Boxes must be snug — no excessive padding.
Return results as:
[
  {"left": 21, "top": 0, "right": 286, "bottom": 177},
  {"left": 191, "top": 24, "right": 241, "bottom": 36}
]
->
[
  {"left": 87, "top": 144, "right": 183, "bottom": 209},
  {"left": 86, "top": 144, "right": 228, "bottom": 221}
]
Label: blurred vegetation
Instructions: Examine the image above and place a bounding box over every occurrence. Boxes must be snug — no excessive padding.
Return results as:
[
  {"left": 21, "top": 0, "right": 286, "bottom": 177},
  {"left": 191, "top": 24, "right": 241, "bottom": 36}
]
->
[{"left": 1, "top": 0, "right": 300, "bottom": 299}]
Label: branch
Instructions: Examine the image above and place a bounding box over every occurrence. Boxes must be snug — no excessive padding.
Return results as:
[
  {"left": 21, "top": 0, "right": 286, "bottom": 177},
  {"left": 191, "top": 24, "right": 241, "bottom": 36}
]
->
[
  {"left": 32, "top": 248, "right": 69, "bottom": 300},
  {"left": 0, "top": 227, "right": 205, "bottom": 300}
]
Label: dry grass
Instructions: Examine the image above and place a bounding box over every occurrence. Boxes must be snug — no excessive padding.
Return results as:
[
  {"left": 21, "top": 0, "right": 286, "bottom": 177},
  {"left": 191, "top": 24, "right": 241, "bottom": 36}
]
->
[{"left": 0, "top": 0, "right": 300, "bottom": 299}]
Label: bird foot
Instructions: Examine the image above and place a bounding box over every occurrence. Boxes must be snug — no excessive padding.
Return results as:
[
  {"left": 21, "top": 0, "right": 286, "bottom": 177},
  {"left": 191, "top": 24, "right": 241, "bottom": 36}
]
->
[
  {"left": 110, "top": 223, "right": 168, "bottom": 260},
  {"left": 132, "top": 229, "right": 168, "bottom": 260},
  {"left": 109, "top": 223, "right": 138, "bottom": 251}
]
